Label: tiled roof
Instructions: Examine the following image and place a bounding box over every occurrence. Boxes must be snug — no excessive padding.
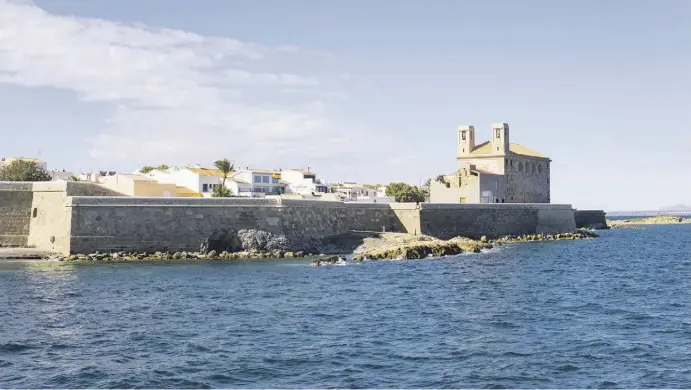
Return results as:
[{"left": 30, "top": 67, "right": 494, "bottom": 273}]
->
[
  {"left": 469, "top": 141, "right": 491, "bottom": 154},
  {"left": 509, "top": 143, "right": 547, "bottom": 158},
  {"left": 467, "top": 142, "right": 547, "bottom": 158}
]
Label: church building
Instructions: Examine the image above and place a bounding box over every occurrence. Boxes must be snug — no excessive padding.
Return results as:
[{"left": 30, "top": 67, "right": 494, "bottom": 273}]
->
[{"left": 429, "top": 123, "right": 551, "bottom": 203}]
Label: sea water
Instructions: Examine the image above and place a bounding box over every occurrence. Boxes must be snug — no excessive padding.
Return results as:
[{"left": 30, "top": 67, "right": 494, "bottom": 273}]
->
[{"left": 1, "top": 225, "right": 689, "bottom": 388}]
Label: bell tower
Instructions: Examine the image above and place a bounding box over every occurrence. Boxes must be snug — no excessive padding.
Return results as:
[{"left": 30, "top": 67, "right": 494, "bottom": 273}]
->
[
  {"left": 457, "top": 125, "right": 476, "bottom": 157},
  {"left": 491, "top": 122, "right": 510, "bottom": 155}
]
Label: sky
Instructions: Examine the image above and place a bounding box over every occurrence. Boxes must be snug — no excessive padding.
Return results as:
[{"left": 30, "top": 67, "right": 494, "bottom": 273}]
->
[{"left": 0, "top": 0, "right": 689, "bottom": 211}]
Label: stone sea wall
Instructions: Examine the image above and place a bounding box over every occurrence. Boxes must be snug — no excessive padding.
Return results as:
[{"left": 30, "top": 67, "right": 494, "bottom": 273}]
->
[
  {"left": 1, "top": 181, "right": 591, "bottom": 255},
  {"left": 418, "top": 203, "right": 576, "bottom": 239},
  {"left": 0, "top": 182, "right": 34, "bottom": 247},
  {"left": 574, "top": 210, "right": 608, "bottom": 229}
]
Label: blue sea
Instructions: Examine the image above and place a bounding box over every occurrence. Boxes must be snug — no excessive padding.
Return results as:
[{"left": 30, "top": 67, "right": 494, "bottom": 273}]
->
[{"left": 1, "top": 225, "right": 690, "bottom": 388}]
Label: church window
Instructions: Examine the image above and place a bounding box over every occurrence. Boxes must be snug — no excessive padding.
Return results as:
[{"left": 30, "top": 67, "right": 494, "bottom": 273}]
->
[
  {"left": 537, "top": 164, "right": 543, "bottom": 174},
  {"left": 496, "top": 129, "right": 501, "bottom": 138},
  {"left": 461, "top": 131, "right": 467, "bottom": 141}
]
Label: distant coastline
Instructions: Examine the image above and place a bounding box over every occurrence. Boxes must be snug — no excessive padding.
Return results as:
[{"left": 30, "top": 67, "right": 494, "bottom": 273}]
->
[{"left": 606, "top": 210, "right": 691, "bottom": 218}]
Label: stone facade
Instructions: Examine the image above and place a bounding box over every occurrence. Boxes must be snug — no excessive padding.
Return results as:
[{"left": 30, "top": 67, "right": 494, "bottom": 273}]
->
[
  {"left": 430, "top": 123, "right": 551, "bottom": 203},
  {"left": 0, "top": 182, "right": 33, "bottom": 247}
]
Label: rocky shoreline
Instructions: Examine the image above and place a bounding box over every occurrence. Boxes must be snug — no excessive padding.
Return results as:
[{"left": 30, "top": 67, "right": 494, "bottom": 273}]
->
[
  {"left": 607, "top": 215, "right": 690, "bottom": 228},
  {"left": 43, "top": 230, "right": 599, "bottom": 264},
  {"left": 348, "top": 231, "right": 598, "bottom": 262}
]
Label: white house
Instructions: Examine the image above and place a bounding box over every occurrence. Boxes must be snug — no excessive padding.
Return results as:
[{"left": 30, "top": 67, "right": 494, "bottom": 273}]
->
[
  {"left": 154, "top": 167, "right": 229, "bottom": 197},
  {"left": 280, "top": 169, "right": 329, "bottom": 195},
  {"left": 230, "top": 169, "right": 286, "bottom": 196},
  {"left": 334, "top": 183, "right": 394, "bottom": 203}
]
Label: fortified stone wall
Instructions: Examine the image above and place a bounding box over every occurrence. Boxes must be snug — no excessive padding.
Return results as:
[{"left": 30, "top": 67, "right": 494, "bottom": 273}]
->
[
  {"left": 0, "top": 182, "right": 33, "bottom": 247},
  {"left": 68, "top": 197, "right": 285, "bottom": 254},
  {"left": 4, "top": 183, "right": 590, "bottom": 255},
  {"left": 574, "top": 210, "right": 608, "bottom": 229},
  {"left": 27, "top": 182, "right": 124, "bottom": 254},
  {"left": 65, "top": 198, "right": 425, "bottom": 254},
  {"left": 345, "top": 202, "right": 418, "bottom": 233},
  {"left": 419, "top": 203, "right": 576, "bottom": 240}
]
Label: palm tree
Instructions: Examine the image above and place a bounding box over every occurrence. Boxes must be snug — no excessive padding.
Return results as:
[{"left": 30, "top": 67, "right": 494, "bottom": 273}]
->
[{"left": 214, "top": 159, "right": 234, "bottom": 188}]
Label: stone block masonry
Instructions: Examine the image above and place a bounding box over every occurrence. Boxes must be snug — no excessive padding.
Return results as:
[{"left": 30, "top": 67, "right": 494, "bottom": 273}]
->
[
  {"left": 0, "top": 183, "right": 34, "bottom": 247},
  {"left": 1, "top": 181, "right": 595, "bottom": 255},
  {"left": 419, "top": 203, "right": 576, "bottom": 240},
  {"left": 574, "top": 210, "right": 608, "bottom": 229}
]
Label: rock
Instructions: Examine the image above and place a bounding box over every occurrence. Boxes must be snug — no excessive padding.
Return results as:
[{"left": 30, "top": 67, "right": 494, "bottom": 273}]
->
[
  {"left": 172, "top": 252, "right": 182, "bottom": 259},
  {"left": 295, "top": 251, "right": 305, "bottom": 257},
  {"left": 207, "top": 250, "right": 217, "bottom": 258},
  {"left": 480, "top": 236, "right": 488, "bottom": 242},
  {"left": 284, "top": 251, "right": 295, "bottom": 258},
  {"left": 311, "top": 255, "right": 346, "bottom": 267}
]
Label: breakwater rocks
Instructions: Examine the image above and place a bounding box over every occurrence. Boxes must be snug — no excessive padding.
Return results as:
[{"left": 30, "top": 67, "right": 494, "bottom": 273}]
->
[
  {"left": 608, "top": 216, "right": 690, "bottom": 228},
  {"left": 54, "top": 249, "right": 311, "bottom": 262},
  {"left": 349, "top": 231, "right": 598, "bottom": 262}
]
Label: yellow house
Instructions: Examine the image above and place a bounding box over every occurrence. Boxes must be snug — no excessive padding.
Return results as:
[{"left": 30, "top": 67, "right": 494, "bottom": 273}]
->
[{"left": 99, "top": 174, "right": 178, "bottom": 197}]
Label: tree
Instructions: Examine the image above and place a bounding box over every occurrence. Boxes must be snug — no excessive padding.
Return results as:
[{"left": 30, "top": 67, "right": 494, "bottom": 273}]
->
[
  {"left": 212, "top": 185, "right": 233, "bottom": 198},
  {"left": 385, "top": 182, "right": 427, "bottom": 203},
  {"left": 214, "top": 159, "right": 234, "bottom": 188},
  {"left": 0, "top": 160, "right": 52, "bottom": 182}
]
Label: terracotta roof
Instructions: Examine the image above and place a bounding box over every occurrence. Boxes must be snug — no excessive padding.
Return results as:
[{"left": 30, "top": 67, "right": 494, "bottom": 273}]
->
[
  {"left": 469, "top": 141, "right": 491, "bottom": 154},
  {"left": 467, "top": 142, "right": 547, "bottom": 158},
  {"left": 509, "top": 143, "right": 547, "bottom": 158}
]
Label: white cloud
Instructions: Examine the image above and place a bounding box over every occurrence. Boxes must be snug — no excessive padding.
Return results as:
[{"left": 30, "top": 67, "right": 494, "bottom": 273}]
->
[{"left": 0, "top": 0, "right": 380, "bottom": 174}]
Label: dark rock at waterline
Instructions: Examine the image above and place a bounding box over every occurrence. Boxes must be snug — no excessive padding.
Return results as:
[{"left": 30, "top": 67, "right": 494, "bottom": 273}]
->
[
  {"left": 311, "top": 255, "right": 346, "bottom": 267},
  {"left": 200, "top": 228, "right": 322, "bottom": 254}
]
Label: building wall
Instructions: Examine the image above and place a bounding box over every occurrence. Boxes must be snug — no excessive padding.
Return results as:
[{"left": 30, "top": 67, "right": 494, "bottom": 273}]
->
[
  {"left": 458, "top": 156, "right": 505, "bottom": 175},
  {"left": 133, "top": 180, "right": 176, "bottom": 197},
  {"left": 478, "top": 173, "right": 507, "bottom": 203},
  {"left": 429, "top": 179, "right": 479, "bottom": 203},
  {"left": 504, "top": 154, "right": 550, "bottom": 203},
  {"left": 0, "top": 182, "right": 33, "bottom": 246}
]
